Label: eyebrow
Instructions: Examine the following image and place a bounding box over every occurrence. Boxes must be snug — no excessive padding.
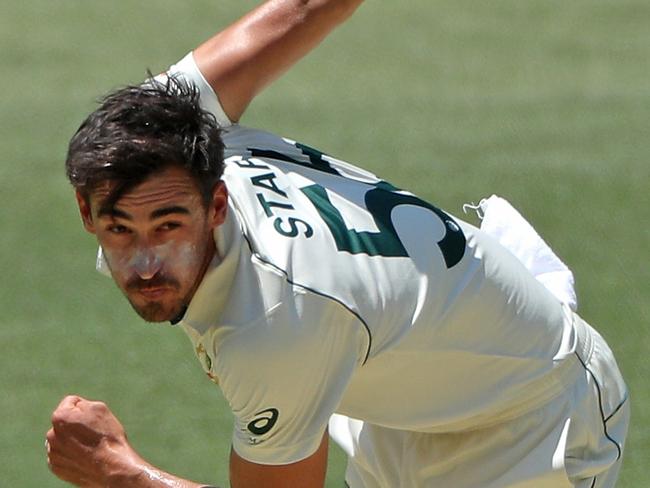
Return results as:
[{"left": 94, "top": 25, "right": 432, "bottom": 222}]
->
[
  {"left": 97, "top": 205, "right": 190, "bottom": 221},
  {"left": 98, "top": 207, "right": 132, "bottom": 220},
  {"left": 149, "top": 206, "right": 191, "bottom": 220}
]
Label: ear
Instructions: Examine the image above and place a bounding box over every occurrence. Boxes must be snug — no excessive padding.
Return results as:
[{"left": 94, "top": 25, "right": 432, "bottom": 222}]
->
[
  {"left": 75, "top": 190, "right": 97, "bottom": 234},
  {"left": 209, "top": 181, "right": 229, "bottom": 229}
]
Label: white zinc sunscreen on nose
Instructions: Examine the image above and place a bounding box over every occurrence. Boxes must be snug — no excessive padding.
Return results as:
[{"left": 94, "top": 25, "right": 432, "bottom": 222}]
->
[
  {"left": 103, "top": 240, "right": 202, "bottom": 283},
  {"left": 129, "top": 247, "right": 164, "bottom": 279}
]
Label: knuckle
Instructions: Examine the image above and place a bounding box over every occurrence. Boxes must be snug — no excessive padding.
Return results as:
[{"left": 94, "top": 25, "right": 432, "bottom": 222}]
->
[
  {"left": 51, "top": 410, "right": 68, "bottom": 427},
  {"left": 62, "top": 394, "right": 81, "bottom": 406},
  {"left": 50, "top": 411, "right": 62, "bottom": 425},
  {"left": 90, "top": 400, "right": 109, "bottom": 413}
]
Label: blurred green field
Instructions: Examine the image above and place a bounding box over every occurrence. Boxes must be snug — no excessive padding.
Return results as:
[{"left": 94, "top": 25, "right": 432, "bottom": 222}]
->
[{"left": 1, "top": 1, "right": 648, "bottom": 486}]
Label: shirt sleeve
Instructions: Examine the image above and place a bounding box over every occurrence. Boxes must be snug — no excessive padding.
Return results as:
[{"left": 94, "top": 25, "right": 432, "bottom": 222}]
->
[
  {"left": 164, "top": 52, "right": 233, "bottom": 128},
  {"left": 212, "top": 288, "right": 368, "bottom": 465}
]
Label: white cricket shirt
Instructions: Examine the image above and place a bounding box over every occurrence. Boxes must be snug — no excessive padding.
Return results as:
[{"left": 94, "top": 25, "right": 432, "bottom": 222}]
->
[{"left": 168, "top": 54, "right": 580, "bottom": 465}]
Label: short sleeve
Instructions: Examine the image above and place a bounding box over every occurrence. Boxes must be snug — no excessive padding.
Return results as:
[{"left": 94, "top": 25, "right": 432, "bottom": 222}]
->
[
  {"left": 164, "top": 52, "right": 233, "bottom": 128},
  {"left": 213, "top": 288, "right": 368, "bottom": 465}
]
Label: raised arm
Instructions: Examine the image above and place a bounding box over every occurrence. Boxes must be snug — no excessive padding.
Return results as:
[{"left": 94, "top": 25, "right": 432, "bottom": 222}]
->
[{"left": 193, "top": 0, "right": 364, "bottom": 122}]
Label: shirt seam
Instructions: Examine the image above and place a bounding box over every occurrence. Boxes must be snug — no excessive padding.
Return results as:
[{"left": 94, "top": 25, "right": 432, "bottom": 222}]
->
[{"left": 239, "top": 229, "right": 373, "bottom": 365}]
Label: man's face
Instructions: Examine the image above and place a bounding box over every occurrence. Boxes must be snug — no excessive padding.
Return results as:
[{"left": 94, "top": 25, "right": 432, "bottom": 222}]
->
[{"left": 77, "top": 166, "right": 228, "bottom": 323}]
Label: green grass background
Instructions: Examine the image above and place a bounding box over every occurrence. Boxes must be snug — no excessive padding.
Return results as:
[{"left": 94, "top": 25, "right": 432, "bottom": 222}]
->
[{"left": 1, "top": 0, "right": 648, "bottom": 485}]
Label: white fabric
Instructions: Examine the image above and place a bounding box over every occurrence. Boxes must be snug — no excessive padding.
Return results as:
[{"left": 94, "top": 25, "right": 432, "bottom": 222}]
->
[
  {"left": 96, "top": 247, "right": 111, "bottom": 277},
  {"left": 476, "top": 195, "right": 577, "bottom": 311},
  {"left": 166, "top": 52, "right": 232, "bottom": 128},
  {"left": 91, "top": 55, "right": 628, "bottom": 481},
  {"left": 180, "top": 201, "right": 368, "bottom": 465},
  {"left": 330, "top": 316, "right": 629, "bottom": 488},
  {"left": 175, "top": 123, "right": 583, "bottom": 465}
]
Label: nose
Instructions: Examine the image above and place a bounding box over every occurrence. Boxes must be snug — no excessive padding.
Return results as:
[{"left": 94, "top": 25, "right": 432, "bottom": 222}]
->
[{"left": 131, "top": 248, "right": 163, "bottom": 280}]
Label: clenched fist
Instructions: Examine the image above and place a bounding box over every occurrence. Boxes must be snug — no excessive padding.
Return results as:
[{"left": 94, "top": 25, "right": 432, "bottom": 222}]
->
[{"left": 46, "top": 395, "right": 141, "bottom": 487}]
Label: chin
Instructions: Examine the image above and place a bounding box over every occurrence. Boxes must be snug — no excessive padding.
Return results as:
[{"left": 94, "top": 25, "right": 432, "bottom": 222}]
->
[{"left": 129, "top": 299, "right": 184, "bottom": 323}]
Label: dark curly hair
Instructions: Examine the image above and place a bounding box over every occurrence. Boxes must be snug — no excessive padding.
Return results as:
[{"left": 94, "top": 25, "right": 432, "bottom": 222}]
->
[{"left": 66, "top": 75, "right": 225, "bottom": 211}]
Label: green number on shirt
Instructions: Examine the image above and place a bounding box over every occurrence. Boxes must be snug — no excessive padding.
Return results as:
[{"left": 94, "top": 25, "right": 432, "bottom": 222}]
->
[
  {"left": 248, "top": 143, "right": 466, "bottom": 268},
  {"left": 301, "top": 182, "right": 465, "bottom": 268}
]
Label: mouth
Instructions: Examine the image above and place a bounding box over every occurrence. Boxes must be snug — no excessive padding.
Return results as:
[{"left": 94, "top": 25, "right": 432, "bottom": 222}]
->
[{"left": 136, "top": 287, "right": 174, "bottom": 300}]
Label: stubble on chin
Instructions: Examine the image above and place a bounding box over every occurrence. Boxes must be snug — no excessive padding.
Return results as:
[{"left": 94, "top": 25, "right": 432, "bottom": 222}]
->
[{"left": 127, "top": 295, "right": 185, "bottom": 323}]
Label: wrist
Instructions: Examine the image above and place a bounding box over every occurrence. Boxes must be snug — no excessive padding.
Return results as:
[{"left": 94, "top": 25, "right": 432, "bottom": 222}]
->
[
  {"left": 104, "top": 448, "right": 216, "bottom": 488},
  {"left": 103, "top": 443, "right": 149, "bottom": 487}
]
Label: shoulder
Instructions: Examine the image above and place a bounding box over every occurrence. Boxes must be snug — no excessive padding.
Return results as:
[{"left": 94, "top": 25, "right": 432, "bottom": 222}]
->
[{"left": 209, "top": 282, "right": 367, "bottom": 465}]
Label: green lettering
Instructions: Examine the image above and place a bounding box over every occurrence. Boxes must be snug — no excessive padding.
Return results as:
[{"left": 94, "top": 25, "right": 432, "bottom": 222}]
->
[
  {"left": 251, "top": 173, "right": 287, "bottom": 198},
  {"left": 256, "top": 193, "right": 294, "bottom": 217},
  {"left": 274, "top": 217, "right": 314, "bottom": 238}
]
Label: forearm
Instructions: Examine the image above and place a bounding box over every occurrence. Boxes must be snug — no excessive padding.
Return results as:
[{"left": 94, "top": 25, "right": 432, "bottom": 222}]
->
[
  {"left": 123, "top": 467, "right": 217, "bottom": 488},
  {"left": 193, "top": 0, "right": 364, "bottom": 121},
  {"left": 96, "top": 445, "right": 217, "bottom": 488},
  {"left": 106, "top": 449, "right": 219, "bottom": 488}
]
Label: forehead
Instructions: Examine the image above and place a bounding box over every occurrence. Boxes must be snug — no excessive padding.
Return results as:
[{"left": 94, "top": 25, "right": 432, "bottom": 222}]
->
[{"left": 91, "top": 166, "right": 203, "bottom": 215}]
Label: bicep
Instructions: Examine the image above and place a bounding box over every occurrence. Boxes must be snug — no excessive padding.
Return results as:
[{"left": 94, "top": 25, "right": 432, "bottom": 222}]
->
[{"left": 230, "top": 430, "right": 329, "bottom": 488}]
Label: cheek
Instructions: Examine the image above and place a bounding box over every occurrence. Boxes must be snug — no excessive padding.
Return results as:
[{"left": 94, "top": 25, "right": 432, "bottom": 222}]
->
[
  {"left": 102, "top": 247, "right": 136, "bottom": 280},
  {"left": 165, "top": 242, "right": 204, "bottom": 279}
]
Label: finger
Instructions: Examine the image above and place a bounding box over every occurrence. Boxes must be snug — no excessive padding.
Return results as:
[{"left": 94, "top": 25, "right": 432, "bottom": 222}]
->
[
  {"left": 45, "top": 432, "right": 54, "bottom": 455},
  {"left": 47, "top": 441, "right": 101, "bottom": 488},
  {"left": 47, "top": 445, "right": 80, "bottom": 467},
  {"left": 46, "top": 435, "right": 89, "bottom": 471},
  {"left": 47, "top": 455, "right": 92, "bottom": 486},
  {"left": 51, "top": 396, "right": 85, "bottom": 430},
  {"left": 48, "top": 425, "right": 95, "bottom": 456},
  {"left": 56, "top": 394, "right": 84, "bottom": 411},
  {"left": 87, "top": 399, "right": 110, "bottom": 415},
  {"left": 46, "top": 428, "right": 73, "bottom": 455}
]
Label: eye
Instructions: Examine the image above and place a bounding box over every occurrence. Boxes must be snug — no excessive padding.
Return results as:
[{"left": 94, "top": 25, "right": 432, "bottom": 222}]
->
[
  {"left": 107, "top": 224, "right": 131, "bottom": 234},
  {"left": 158, "top": 222, "right": 182, "bottom": 232}
]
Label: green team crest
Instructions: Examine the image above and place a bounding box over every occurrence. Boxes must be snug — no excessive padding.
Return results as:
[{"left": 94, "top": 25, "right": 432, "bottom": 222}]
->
[{"left": 195, "top": 343, "right": 219, "bottom": 384}]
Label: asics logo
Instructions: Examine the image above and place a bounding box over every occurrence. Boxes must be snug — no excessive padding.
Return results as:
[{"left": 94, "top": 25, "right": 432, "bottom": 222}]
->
[{"left": 247, "top": 408, "right": 279, "bottom": 435}]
